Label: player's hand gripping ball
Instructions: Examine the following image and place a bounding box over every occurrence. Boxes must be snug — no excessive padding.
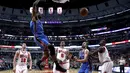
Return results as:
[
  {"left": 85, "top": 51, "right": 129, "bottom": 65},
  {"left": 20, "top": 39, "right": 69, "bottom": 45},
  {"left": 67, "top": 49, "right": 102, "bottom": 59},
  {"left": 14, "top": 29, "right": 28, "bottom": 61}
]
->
[{"left": 80, "top": 7, "right": 89, "bottom": 17}]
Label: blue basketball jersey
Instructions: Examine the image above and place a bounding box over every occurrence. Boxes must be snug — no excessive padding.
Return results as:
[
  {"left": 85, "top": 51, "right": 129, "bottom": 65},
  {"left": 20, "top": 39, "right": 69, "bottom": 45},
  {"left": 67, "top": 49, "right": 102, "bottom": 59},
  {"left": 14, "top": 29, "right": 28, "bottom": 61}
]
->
[
  {"left": 30, "top": 20, "right": 49, "bottom": 49},
  {"left": 30, "top": 20, "right": 44, "bottom": 37},
  {"left": 79, "top": 50, "right": 89, "bottom": 72}
]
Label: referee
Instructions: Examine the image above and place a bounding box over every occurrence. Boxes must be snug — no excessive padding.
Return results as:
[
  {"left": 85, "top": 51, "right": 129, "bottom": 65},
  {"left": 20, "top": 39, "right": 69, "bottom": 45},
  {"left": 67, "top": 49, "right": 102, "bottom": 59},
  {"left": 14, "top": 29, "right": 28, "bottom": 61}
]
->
[{"left": 119, "top": 56, "right": 126, "bottom": 73}]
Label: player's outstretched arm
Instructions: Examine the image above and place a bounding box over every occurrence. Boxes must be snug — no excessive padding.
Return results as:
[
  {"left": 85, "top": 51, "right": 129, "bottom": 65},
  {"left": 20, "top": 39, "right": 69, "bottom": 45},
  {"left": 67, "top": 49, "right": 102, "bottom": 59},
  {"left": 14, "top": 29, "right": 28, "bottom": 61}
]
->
[
  {"left": 32, "top": 0, "right": 40, "bottom": 20},
  {"left": 13, "top": 51, "right": 19, "bottom": 73},
  {"left": 90, "top": 46, "right": 105, "bottom": 55},
  {"left": 32, "top": 0, "right": 40, "bottom": 36},
  {"left": 89, "top": 54, "right": 98, "bottom": 60},
  {"left": 28, "top": 52, "right": 32, "bottom": 70},
  {"left": 75, "top": 49, "right": 89, "bottom": 63}
]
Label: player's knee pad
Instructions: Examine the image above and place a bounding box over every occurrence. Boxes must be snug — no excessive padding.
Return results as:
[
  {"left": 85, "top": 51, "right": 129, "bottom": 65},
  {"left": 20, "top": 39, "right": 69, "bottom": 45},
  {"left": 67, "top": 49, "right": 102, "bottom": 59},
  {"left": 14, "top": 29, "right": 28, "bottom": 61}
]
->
[{"left": 48, "top": 45, "right": 55, "bottom": 56}]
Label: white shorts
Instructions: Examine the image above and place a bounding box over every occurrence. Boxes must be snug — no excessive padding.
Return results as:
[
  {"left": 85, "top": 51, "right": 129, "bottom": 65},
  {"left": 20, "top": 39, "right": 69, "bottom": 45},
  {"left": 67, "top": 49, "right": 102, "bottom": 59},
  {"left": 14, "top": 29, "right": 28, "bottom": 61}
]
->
[
  {"left": 101, "top": 61, "right": 113, "bottom": 73},
  {"left": 15, "top": 65, "right": 28, "bottom": 73},
  {"left": 53, "top": 60, "right": 70, "bottom": 73}
]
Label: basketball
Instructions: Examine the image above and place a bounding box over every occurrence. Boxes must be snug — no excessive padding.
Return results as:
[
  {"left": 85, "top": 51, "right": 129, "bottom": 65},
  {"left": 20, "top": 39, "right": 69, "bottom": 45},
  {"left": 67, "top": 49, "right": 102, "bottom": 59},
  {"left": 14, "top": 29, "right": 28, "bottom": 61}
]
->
[{"left": 80, "top": 7, "right": 88, "bottom": 17}]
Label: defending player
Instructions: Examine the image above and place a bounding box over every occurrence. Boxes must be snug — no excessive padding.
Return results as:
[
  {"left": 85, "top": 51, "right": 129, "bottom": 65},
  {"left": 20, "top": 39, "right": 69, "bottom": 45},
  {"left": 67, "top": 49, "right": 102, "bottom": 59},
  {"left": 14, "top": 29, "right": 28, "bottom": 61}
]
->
[
  {"left": 91, "top": 40, "right": 113, "bottom": 73},
  {"left": 29, "top": 0, "right": 66, "bottom": 72},
  {"left": 53, "top": 41, "right": 70, "bottom": 73},
  {"left": 74, "top": 42, "right": 90, "bottom": 73},
  {"left": 13, "top": 43, "right": 32, "bottom": 73}
]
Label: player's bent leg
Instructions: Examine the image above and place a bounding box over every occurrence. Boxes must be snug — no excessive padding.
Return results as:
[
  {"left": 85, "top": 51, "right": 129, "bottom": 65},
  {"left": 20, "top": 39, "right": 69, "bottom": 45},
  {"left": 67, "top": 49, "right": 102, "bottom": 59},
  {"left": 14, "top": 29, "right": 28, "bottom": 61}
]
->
[
  {"left": 53, "top": 62, "right": 63, "bottom": 73},
  {"left": 78, "top": 64, "right": 88, "bottom": 73},
  {"left": 35, "top": 37, "right": 66, "bottom": 72},
  {"left": 101, "top": 64, "right": 106, "bottom": 73},
  {"left": 78, "top": 68, "right": 85, "bottom": 73},
  {"left": 85, "top": 68, "right": 89, "bottom": 73},
  {"left": 36, "top": 53, "right": 49, "bottom": 70},
  {"left": 23, "top": 68, "right": 28, "bottom": 73},
  {"left": 101, "top": 61, "right": 113, "bottom": 73},
  {"left": 53, "top": 68, "right": 61, "bottom": 73},
  {"left": 63, "top": 60, "right": 70, "bottom": 69},
  {"left": 107, "top": 61, "right": 113, "bottom": 73},
  {"left": 60, "top": 60, "right": 70, "bottom": 73},
  {"left": 15, "top": 65, "right": 21, "bottom": 73},
  {"left": 48, "top": 45, "right": 66, "bottom": 72},
  {"left": 35, "top": 37, "right": 49, "bottom": 70},
  {"left": 36, "top": 51, "right": 48, "bottom": 70},
  {"left": 53, "top": 63, "right": 56, "bottom": 73}
]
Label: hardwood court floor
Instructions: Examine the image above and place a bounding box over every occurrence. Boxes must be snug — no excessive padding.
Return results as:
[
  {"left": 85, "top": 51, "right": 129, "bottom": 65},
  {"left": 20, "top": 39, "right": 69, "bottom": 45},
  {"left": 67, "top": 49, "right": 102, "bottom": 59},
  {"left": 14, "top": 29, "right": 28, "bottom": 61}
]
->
[{"left": 0, "top": 69, "right": 98, "bottom": 73}]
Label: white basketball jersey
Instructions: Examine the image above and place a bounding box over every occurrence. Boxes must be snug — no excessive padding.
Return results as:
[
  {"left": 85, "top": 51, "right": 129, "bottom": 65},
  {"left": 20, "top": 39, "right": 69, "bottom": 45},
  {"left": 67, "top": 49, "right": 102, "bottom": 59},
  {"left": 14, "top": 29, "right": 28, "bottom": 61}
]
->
[
  {"left": 52, "top": 0, "right": 69, "bottom": 3},
  {"left": 57, "top": 47, "right": 67, "bottom": 62},
  {"left": 98, "top": 46, "right": 111, "bottom": 63},
  {"left": 17, "top": 50, "right": 28, "bottom": 66}
]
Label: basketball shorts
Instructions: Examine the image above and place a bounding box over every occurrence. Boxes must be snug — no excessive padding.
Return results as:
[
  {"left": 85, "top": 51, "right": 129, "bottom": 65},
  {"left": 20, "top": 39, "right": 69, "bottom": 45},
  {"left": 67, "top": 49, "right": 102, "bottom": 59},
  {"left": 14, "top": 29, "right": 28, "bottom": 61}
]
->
[
  {"left": 15, "top": 65, "right": 28, "bottom": 73},
  {"left": 34, "top": 35, "right": 49, "bottom": 50},
  {"left": 101, "top": 61, "right": 113, "bottom": 73},
  {"left": 78, "top": 64, "right": 89, "bottom": 73}
]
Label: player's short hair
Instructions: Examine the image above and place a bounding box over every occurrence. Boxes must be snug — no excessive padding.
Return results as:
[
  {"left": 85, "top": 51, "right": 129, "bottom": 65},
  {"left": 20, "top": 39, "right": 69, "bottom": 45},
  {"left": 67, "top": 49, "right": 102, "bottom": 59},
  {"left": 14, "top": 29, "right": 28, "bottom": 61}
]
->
[
  {"left": 20, "top": 43, "right": 26, "bottom": 45},
  {"left": 61, "top": 41, "right": 65, "bottom": 43},
  {"left": 99, "top": 40, "right": 106, "bottom": 46}
]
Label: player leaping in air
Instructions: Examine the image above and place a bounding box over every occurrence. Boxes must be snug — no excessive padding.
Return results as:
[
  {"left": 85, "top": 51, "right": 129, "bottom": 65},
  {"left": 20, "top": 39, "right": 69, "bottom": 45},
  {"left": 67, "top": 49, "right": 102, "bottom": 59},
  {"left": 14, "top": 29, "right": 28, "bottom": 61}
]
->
[{"left": 29, "top": 0, "right": 66, "bottom": 72}]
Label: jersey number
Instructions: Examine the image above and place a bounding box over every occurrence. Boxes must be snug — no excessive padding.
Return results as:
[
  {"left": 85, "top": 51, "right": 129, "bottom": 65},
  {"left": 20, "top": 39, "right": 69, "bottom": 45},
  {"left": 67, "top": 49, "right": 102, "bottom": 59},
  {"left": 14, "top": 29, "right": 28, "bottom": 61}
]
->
[
  {"left": 61, "top": 53, "right": 64, "bottom": 58},
  {"left": 21, "top": 58, "right": 26, "bottom": 63}
]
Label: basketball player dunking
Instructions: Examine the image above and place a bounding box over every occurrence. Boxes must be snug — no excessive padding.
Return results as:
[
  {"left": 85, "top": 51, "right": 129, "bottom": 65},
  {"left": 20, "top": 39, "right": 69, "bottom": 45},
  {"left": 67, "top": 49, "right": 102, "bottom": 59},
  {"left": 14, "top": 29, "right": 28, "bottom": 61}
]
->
[
  {"left": 29, "top": 0, "right": 66, "bottom": 72},
  {"left": 53, "top": 41, "right": 70, "bottom": 73},
  {"left": 91, "top": 40, "right": 113, "bottom": 73},
  {"left": 74, "top": 42, "right": 90, "bottom": 73},
  {"left": 13, "top": 43, "right": 32, "bottom": 73}
]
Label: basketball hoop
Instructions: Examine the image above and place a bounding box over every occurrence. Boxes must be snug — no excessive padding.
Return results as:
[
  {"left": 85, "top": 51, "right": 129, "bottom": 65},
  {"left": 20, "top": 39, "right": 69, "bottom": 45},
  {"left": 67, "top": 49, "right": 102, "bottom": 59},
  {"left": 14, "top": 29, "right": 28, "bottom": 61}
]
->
[{"left": 52, "top": 0, "right": 69, "bottom": 3}]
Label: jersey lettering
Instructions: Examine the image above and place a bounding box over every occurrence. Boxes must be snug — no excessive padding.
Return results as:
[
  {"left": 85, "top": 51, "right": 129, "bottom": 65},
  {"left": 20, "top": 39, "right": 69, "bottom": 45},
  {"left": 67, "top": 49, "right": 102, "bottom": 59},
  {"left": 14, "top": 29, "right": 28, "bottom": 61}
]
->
[
  {"left": 21, "top": 57, "right": 26, "bottom": 63},
  {"left": 61, "top": 53, "right": 64, "bottom": 58}
]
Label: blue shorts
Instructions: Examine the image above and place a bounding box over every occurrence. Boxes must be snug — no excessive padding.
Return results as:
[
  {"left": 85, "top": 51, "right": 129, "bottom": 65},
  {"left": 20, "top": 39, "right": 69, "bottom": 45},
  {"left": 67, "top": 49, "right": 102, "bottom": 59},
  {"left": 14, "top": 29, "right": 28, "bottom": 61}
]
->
[
  {"left": 78, "top": 64, "right": 89, "bottom": 73},
  {"left": 34, "top": 35, "right": 49, "bottom": 50}
]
